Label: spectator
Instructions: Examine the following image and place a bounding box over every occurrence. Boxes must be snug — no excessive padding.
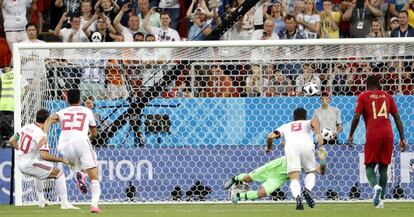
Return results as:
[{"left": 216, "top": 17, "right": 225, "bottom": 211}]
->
[
  {"left": 319, "top": 0, "right": 341, "bottom": 38},
  {"left": 388, "top": 16, "right": 400, "bottom": 36},
  {"left": 1, "top": 0, "right": 33, "bottom": 55},
  {"left": 312, "top": 92, "right": 343, "bottom": 145},
  {"left": 251, "top": 19, "right": 279, "bottom": 40},
  {"left": 293, "top": 0, "right": 305, "bottom": 16},
  {"left": 390, "top": 0, "right": 407, "bottom": 18},
  {"left": 295, "top": 63, "right": 321, "bottom": 96},
  {"left": 106, "top": 59, "right": 129, "bottom": 99},
  {"left": 137, "top": 0, "right": 161, "bottom": 29},
  {"left": 55, "top": 0, "right": 82, "bottom": 17},
  {"left": 264, "top": 1, "right": 286, "bottom": 35},
  {"left": 367, "top": 18, "right": 386, "bottom": 37},
  {"left": 94, "top": 0, "right": 120, "bottom": 22},
  {"left": 332, "top": 63, "right": 352, "bottom": 95},
  {"left": 80, "top": 0, "right": 95, "bottom": 32},
  {"left": 133, "top": 31, "right": 145, "bottom": 41},
  {"left": 144, "top": 10, "right": 180, "bottom": 41},
  {"left": 279, "top": 14, "right": 307, "bottom": 39},
  {"left": 188, "top": 9, "right": 212, "bottom": 41},
  {"left": 272, "top": 70, "right": 293, "bottom": 96},
  {"left": 83, "top": 14, "right": 116, "bottom": 42},
  {"left": 253, "top": 0, "right": 270, "bottom": 30},
  {"left": 0, "top": 67, "right": 14, "bottom": 146},
  {"left": 245, "top": 64, "right": 263, "bottom": 97},
  {"left": 114, "top": 4, "right": 144, "bottom": 41},
  {"left": 158, "top": 0, "right": 180, "bottom": 30},
  {"left": 54, "top": 13, "right": 89, "bottom": 42},
  {"left": 390, "top": 10, "right": 414, "bottom": 37},
  {"left": 204, "top": 65, "right": 237, "bottom": 97},
  {"left": 297, "top": 0, "right": 321, "bottom": 39},
  {"left": 238, "top": 8, "right": 255, "bottom": 40},
  {"left": 402, "top": 0, "right": 414, "bottom": 28},
  {"left": 187, "top": 0, "right": 213, "bottom": 21},
  {"left": 341, "top": 0, "right": 382, "bottom": 38}
]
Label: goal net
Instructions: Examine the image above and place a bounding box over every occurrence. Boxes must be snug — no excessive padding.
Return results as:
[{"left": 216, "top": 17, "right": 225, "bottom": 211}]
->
[{"left": 13, "top": 39, "right": 414, "bottom": 205}]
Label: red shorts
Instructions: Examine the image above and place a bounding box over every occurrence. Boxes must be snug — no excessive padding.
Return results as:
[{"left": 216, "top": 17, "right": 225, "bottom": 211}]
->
[{"left": 364, "top": 135, "right": 393, "bottom": 165}]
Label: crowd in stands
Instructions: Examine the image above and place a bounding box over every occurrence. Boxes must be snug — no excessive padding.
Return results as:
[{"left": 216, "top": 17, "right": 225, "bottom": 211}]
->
[{"left": 0, "top": 0, "right": 413, "bottom": 98}]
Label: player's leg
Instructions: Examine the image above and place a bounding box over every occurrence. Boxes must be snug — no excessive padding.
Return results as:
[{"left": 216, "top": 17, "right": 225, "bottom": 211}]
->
[
  {"left": 286, "top": 149, "right": 303, "bottom": 210},
  {"left": 376, "top": 137, "right": 393, "bottom": 208},
  {"left": 78, "top": 139, "right": 101, "bottom": 213},
  {"left": 48, "top": 167, "right": 79, "bottom": 209},
  {"left": 34, "top": 178, "right": 47, "bottom": 208},
  {"left": 364, "top": 136, "right": 383, "bottom": 207},
  {"left": 61, "top": 140, "right": 88, "bottom": 194},
  {"left": 302, "top": 149, "right": 318, "bottom": 208},
  {"left": 85, "top": 167, "right": 101, "bottom": 213}
]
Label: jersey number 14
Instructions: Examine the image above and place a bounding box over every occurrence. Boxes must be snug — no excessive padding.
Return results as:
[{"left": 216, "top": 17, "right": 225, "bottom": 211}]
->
[{"left": 372, "top": 101, "right": 388, "bottom": 119}]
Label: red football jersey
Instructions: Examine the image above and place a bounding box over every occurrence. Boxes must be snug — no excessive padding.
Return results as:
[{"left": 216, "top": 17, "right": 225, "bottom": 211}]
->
[{"left": 355, "top": 90, "right": 398, "bottom": 137}]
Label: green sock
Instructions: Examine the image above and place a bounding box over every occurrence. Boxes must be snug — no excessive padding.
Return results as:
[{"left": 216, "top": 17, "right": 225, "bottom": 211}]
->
[
  {"left": 365, "top": 164, "right": 378, "bottom": 187},
  {"left": 234, "top": 174, "right": 247, "bottom": 182},
  {"left": 379, "top": 164, "right": 388, "bottom": 200},
  {"left": 239, "top": 191, "right": 258, "bottom": 200}
]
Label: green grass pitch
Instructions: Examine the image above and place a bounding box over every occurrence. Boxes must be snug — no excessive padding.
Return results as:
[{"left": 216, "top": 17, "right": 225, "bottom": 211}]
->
[{"left": 0, "top": 202, "right": 413, "bottom": 217}]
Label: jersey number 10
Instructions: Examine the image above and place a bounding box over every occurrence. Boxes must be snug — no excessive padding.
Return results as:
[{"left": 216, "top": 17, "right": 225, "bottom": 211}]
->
[{"left": 372, "top": 101, "right": 388, "bottom": 119}]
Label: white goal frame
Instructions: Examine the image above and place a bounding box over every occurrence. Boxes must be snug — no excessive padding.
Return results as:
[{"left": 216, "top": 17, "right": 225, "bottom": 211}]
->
[{"left": 13, "top": 38, "right": 414, "bottom": 206}]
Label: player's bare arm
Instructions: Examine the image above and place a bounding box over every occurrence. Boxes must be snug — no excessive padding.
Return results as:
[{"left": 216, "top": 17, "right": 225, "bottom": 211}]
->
[
  {"left": 391, "top": 112, "right": 407, "bottom": 152},
  {"left": 89, "top": 127, "right": 97, "bottom": 140},
  {"left": 311, "top": 118, "right": 323, "bottom": 145},
  {"left": 266, "top": 131, "right": 280, "bottom": 153},
  {"left": 38, "top": 137, "right": 69, "bottom": 164},
  {"left": 8, "top": 133, "right": 19, "bottom": 150},
  {"left": 347, "top": 112, "right": 361, "bottom": 147},
  {"left": 43, "top": 114, "right": 59, "bottom": 134}
]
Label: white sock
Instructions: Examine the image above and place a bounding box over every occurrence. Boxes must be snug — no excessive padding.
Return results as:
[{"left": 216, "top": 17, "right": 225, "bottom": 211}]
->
[
  {"left": 35, "top": 179, "right": 45, "bottom": 202},
  {"left": 304, "top": 173, "right": 316, "bottom": 191},
  {"left": 290, "top": 179, "right": 301, "bottom": 198},
  {"left": 91, "top": 180, "right": 101, "bottom": 207},
  {"left": 55, "top": 171, "right": 69, "bottom": 206}
]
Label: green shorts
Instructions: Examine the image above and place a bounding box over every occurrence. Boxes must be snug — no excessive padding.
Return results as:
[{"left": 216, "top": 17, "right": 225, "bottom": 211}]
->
[{"left": 249, "top": 156, "right": 289, "bottom": 195}]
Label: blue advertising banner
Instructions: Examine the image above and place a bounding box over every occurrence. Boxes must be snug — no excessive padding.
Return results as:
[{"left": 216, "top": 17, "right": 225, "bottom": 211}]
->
[{"left": 0, "top": 96, "right": 413, "bottom": 204}]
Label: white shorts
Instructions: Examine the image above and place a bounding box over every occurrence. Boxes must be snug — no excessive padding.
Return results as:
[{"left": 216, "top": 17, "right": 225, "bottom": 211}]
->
[
  {"left": 285, "top": 145, "right": 317, "bottom": 173},
  {"left": 58, "top": 136, "right": 97, "bottom": 172},
  {"left": 18, "top": 159, "right": 54, "bottom": 180}
]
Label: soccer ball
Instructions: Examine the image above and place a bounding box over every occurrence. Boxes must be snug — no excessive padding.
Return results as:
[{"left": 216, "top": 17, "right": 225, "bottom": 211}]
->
[
  {"left": 303, "top": 82, "right": 319, "bottom": 96},
  {"left": 321, "top": 128, "right": 333, "bottom": 141}
]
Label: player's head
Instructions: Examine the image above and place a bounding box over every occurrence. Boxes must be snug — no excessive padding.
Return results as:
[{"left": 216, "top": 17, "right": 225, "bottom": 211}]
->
[
  {"left": 67, "top": 89, "right": 81, "bottom": 105},
  {"left": 293, "top": 108, "right": 307, "bottom": 121},
  {"left": 36, "top": 109, "right": 50, "bottom": 124},
  {"left": 366, "top": 75, "right": 381, "bottom": 90}
]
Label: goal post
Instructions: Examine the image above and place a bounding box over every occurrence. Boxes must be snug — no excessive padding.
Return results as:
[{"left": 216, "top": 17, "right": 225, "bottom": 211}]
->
[{"left": 13, "top": 38, "right": 414, "bottom": 205}]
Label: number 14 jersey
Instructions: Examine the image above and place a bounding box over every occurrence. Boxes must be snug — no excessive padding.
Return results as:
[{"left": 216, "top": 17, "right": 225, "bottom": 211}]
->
[{"left": 355, "top": 90, "right": 398, "bottom": 137}]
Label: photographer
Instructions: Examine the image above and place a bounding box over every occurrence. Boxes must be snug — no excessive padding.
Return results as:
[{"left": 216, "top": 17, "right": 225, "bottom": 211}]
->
[{"left": 342, "top": 0, "right": 382, "bottom": 38}]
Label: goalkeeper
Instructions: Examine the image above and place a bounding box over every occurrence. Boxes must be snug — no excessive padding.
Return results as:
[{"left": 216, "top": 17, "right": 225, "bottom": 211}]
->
[{"left": 224, "top": 147, "right": 326, "bottom": 206}]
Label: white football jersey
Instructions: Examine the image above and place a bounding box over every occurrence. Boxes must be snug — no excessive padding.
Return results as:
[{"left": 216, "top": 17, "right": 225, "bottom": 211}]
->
[
  {"left": 56, "top": 106, "right": 96, "bottom": 141},
  {"left": 276, "top": 120, "right": 314, "bottom": 148},
  {"left": 16, "top": 123, "right": 49, "bottom": 161}
]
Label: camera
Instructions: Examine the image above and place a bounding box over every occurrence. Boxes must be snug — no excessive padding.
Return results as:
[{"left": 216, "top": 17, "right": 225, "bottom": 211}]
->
[{"left": 155, "top": 7, "right": 163, "bottom": 13}]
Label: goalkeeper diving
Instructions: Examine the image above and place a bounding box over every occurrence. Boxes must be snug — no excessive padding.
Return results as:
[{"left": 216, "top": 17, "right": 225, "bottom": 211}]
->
[
  {"left": 224, "top": 147, "right": 327, "bottom": 206},
  {"left": 224, "top": 108, "right": 326, "bottom": 210}
]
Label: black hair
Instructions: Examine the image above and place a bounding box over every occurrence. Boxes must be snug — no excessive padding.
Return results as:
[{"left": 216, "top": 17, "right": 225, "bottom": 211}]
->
[
  {"left": 293, "top": 108, "right": 307, "bottom": 121},
  {"left": 366, "top": 75, "right": 381, "bottom": 90},
  {"left": 67, "top": 89, "right": 81, "bottom": 105},
  {"left": 25, "top": 23, "right": 37, "bottom": 30},
  {"left": 36, "top": 109, "right": 50, "bottom": 123}
]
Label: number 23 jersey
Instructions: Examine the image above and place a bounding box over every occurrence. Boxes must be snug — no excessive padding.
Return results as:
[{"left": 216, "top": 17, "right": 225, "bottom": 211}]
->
[
  {"left": 355, "top": 90, "right": 398, "bottom": 137},
  {"left": 56, "top": 106, "right": 96, "bottom": 142}
]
